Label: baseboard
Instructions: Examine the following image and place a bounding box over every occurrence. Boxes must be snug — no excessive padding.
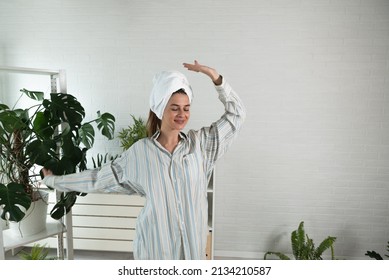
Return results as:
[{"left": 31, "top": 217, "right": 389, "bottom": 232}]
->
[
  {"left": 214, "top": 250, "right": 265, "bottom": 260},
  {"left": 214, "top": 250, "right": 362, "bottom": 260}
]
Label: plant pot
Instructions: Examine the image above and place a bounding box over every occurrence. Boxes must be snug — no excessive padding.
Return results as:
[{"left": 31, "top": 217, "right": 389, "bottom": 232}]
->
[{"left": 9, "top": 190, "right": 49, "bottom": 237}]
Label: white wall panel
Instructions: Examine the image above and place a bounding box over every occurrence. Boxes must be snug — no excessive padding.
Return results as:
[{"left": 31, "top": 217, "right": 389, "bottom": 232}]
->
[{"left": 1, "top": 0, "right": 388, "bottom": 259}]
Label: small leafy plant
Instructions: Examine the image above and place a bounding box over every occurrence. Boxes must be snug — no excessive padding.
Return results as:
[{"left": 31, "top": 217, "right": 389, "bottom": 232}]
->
[
  {"left": 18, "top": 243, "right": 56, "bottom": 260},
  {"left": 365, "top": 241, "right": 389, "bottom": 260},
  {"left": 117, "top": 115, "right": 146, "bottom": 150},
  {"left": 264, "top": 221, "right": 336, "bottom": 260}
]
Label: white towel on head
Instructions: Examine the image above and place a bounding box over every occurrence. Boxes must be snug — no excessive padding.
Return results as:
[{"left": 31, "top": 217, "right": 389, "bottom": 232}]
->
[{"left": 150, "top": 70, "right": 193, "bottom": 120}]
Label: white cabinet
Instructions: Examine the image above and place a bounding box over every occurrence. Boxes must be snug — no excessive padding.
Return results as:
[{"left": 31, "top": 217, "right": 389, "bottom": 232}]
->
[{"left": 42, "top": 192, "right": 144, "bottom": 253}]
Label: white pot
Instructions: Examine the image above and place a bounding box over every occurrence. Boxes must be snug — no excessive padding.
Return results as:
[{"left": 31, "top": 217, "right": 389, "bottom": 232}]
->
[{"left": 9, "top": 190, "right": 49, "bottom": 237}]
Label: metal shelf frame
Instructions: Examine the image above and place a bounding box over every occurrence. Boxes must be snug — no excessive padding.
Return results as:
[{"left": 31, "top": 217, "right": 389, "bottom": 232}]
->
[{"left": 0, "top": 65, "right": 74, "bottom": 260}]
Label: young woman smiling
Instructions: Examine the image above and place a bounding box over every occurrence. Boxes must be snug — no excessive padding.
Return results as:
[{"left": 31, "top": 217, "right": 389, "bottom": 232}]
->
[{"left": 42, "top": 60, "right": 246, "bottom": 260}]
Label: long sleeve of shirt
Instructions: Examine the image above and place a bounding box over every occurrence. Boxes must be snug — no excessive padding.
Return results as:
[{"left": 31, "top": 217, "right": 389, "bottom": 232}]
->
[
  {"left": 197, "top": 77, "right": 246, "bottom": 176},
  {"left": 42, "top": 78, "right": 245, "bottom": 260},
  {"left": 42, "top": 157, "right": 140, "bottom": 195}
]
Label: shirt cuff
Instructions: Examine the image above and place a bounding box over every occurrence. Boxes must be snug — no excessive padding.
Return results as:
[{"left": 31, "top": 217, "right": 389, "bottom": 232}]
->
[
  {"left": 215, "top": 78, "right": 232, "bottom": 101},
  {"left": 42, "top": 175, "right": 55, "bottom": 188},
  {"left": 214, "top": 75, "right": 225, "bottom": 88}
]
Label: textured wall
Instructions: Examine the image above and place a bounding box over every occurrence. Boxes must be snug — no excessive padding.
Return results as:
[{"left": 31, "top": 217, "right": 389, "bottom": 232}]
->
[{"left": 0, "top": 0, "right": 388, "bottom": 259}]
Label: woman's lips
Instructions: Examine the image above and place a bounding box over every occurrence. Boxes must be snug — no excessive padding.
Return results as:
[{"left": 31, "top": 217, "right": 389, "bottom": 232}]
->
[{"left": 175, "top": 119, "right": 185, "bottom": 124}]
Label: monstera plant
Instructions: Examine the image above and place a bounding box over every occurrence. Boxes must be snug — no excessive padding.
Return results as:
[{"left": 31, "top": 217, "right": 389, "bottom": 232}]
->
[{"left": 0, "top": 88, "right": 115, "bottom": 222}]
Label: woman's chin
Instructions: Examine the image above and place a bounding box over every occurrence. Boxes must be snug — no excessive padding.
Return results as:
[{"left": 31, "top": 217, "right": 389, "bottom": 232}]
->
[
  {"left": 174, "top": 121, "right": 187, "bottom": 129},
  {"left": 175, "top": 125, "right": 186, "bottom": 131}
]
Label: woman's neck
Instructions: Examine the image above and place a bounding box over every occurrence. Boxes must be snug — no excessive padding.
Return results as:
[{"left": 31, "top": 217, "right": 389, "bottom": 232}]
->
[{"left": 157, "top": 130, "right": 180, "bottom": 153}]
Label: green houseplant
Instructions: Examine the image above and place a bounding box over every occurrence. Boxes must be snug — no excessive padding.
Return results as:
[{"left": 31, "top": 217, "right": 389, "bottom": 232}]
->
[
  {"left": 18, "top": 243, "right": 56, "bottom": 260},
  {"left": 264, "top": 221, "right": 337, "bottom": 260},
  {"left": 88, "top": 115, "right": 146, "bottom": 174},
  {"left": 365, "top": 241, "right": 389, "bottom": 260},
  {"left": 91, "top": 153, "right": 119, "bottom": 169},
  {"left": 0, "top": 88, "right": 115, "bottom": 223},
  {"left": 117, "top": 115, "right": 147, "bottom": 150}
]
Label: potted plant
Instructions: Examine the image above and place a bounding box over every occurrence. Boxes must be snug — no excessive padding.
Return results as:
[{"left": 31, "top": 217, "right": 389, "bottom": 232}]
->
[
  {"left": 86, "top": 115, "right": 145, "bottom": 174},
  {"left": 18, "top": 243, "right": 57, "bottom": 260},
  {"left": 117, "top": 115, "right": 147, "bottom": 150},
  {"left": 264, "top": 221, "right": 337, "bottom": 260},
  {"left": 0, "top": 88, "right": 115, "bottom": 225},
  {"left": 365, "top": 241, "right": 389, "bottom": 260}
]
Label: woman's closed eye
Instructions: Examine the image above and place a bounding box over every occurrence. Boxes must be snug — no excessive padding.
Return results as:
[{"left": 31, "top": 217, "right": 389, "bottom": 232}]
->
[{"left": 171, "top": 106, "right": 190, "bottom": 112}]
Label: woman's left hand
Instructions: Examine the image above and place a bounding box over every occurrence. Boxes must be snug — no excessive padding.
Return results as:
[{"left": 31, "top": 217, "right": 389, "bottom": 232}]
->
[
  {"left": 41, "top": 168, "right": 53, "bottom": 178},
  {"left": 183, "top": 60, "right": 221, "bottom": 84}
]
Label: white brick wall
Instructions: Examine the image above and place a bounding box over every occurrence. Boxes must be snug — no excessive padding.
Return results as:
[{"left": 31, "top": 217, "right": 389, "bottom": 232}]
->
[{"left": 1, "top": 0, "right": 388, "bottom": 259}]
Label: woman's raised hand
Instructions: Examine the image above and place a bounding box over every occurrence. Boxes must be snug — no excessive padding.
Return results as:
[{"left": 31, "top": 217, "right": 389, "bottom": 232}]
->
[{"left": 183, "top": 60, "right": 221, "bottom": 84}]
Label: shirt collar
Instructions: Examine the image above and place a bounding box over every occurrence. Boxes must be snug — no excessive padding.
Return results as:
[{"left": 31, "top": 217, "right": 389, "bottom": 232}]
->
[{"left": 151, "top": 130, "right": 188, "bottom": 141}]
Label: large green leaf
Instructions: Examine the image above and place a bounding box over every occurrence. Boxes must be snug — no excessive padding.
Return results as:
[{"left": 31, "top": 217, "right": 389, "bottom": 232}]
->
[
  {"left": 365, "top": 250, "right": 383, "bottom": 260},
  {"left": 0, "top": 111, "right": 27, "bottom": 133},
  {"left": 291, "top": 221, "right": 306, "bottom": 259},
  {"left": 14, "top": 108, "right": 29, "bottom": 121},
  {"left": 43, "top": 156, "right": 77, "bottom": 176},
  {"left": 33, "top": 111, "right": 54, "bottom": 139},
  {"left": 25, "top": 139, "right": 57, "bottom": 166},
  {"left": 95, "top": 111, "right": 115, "bottom": 140},
  {"left": 46, "top": 93, "right": 85, "bottom": 128},
  {"left": 315, "top": 236, "right": 336, "bottom": 259},
  {"left": 59, "top": 156, "right": 78, "bottom": 174},
  {"left": 50, "top": 192, "right": 78, "bottom": 220},
  {"left": 0, "top": 182, "right": 32, "bottom": 222},
  {"left": 20, "top": 88, "right": 44, "bottom": 101},
  {"left": 303, "top": 236, "right": 316, "bottom": 260},
  {"left": 0, "top": 104, "right": 9, "bottom": 110},
  {"left": 60, "top": 133, "right": 83, "bottom": 168},
  {"left": 79, "top": 123, "right": 95, "bottom": 149}
]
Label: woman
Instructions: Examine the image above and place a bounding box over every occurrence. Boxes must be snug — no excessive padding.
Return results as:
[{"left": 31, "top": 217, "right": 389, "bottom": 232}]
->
[{"left": 42, "top": 60, "right": 246, "bottom": 260}]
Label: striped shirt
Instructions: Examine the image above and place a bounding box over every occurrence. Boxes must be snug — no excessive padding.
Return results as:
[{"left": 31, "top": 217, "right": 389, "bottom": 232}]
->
[{"left": 43, "top": 78, "right": 246, "bottom": 260}]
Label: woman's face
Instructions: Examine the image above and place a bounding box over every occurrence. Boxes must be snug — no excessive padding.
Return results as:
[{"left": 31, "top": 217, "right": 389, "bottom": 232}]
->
[{"left": 161, "top": 93, "right": 190, "bottom": 132}]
